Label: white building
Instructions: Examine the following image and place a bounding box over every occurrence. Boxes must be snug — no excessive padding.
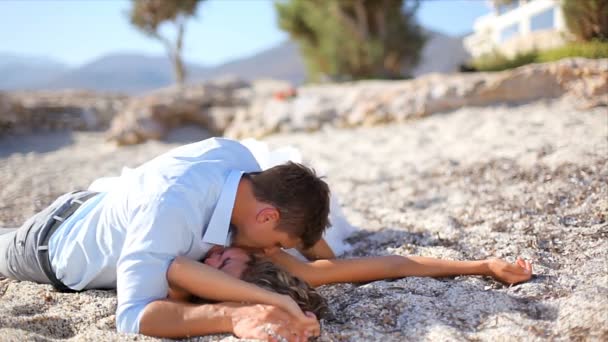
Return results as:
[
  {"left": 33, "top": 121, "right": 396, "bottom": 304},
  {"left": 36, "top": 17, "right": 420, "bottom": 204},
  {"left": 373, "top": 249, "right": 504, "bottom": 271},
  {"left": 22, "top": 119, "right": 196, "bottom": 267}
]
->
[{"left": 464, "top": 0, "right": 568, "bottom": 58}]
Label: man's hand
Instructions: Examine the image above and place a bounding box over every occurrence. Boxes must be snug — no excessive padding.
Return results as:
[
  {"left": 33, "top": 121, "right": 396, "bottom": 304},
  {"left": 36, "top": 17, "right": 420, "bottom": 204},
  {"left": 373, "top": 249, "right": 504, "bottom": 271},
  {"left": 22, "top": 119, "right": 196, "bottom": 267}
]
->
[
  {"left": 486, "top": 257, "right": 533, "bottom": 284},
  {"left": 231, "top": 304, "right": 320, "bottom": 342}
]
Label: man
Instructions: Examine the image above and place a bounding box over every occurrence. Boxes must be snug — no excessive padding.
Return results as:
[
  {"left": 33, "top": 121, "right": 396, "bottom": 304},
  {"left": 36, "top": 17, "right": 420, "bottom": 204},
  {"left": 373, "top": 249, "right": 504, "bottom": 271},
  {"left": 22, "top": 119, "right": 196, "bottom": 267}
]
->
[{"left": 0, "top": 138, "right": 331, "bottom": 340}]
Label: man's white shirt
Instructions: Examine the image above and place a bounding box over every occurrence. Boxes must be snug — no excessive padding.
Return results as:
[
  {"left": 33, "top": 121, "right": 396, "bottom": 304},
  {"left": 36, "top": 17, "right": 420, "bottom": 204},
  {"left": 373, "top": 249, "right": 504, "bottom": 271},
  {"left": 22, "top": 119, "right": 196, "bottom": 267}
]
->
[{"left": 48, "top": 138, "right": 261, "bottom": 333}]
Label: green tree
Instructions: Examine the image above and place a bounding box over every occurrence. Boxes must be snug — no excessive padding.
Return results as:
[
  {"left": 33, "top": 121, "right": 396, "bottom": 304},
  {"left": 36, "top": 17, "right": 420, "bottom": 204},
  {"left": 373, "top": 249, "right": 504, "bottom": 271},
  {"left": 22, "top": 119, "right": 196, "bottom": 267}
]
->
[
  {"left": 562, "top": 0, "right": 608, "bottom": 42},
  {"left": 276, "top": 0, "right": 425, "bottom": 81},
  {"left": 129, "top": 0, "right": 203, "bottom": 85}
]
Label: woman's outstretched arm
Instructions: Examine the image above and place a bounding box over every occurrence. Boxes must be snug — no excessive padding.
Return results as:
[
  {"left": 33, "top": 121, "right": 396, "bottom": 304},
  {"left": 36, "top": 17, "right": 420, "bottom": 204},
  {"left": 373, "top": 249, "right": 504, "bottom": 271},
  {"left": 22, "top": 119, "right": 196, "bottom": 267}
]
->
[{"left": 267, "top": 251, "right": 533, "bottom": 287}]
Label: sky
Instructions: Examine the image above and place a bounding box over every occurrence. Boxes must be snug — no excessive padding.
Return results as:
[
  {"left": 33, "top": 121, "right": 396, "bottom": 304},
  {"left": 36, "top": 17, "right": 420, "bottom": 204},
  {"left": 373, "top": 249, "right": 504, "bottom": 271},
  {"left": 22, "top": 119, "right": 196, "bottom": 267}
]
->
[{"left": 0, "top": 0, "right": 492, "bottom": 68}]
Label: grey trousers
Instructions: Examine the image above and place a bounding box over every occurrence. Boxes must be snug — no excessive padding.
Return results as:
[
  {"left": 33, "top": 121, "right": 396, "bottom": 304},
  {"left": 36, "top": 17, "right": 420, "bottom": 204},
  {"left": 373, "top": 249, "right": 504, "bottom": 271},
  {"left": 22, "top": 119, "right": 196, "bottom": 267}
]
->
[{"left": 0, "top": 191, "right": 89, "bottom": 284}]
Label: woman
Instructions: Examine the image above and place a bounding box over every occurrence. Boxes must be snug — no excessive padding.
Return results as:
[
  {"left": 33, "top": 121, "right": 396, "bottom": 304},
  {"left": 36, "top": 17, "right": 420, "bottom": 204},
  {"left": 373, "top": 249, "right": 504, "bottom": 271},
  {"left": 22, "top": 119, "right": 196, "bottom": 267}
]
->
[{"left": 165, "top": 246, "right": 533, "bottom": 317}]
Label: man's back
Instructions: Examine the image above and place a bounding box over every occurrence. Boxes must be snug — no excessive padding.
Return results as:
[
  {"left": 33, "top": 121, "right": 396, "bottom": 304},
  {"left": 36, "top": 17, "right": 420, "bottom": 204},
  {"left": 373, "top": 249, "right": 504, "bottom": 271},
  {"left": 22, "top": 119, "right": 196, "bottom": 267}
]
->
[{"left": 48, "top": 138, "right": 261, "bottom": 332}]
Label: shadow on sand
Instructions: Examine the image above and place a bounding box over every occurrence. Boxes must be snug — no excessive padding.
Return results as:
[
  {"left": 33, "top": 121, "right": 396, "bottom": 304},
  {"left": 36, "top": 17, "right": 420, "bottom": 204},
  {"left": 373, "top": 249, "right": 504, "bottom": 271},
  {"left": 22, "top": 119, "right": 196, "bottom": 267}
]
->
[
  {"left": 164, "top": 125, "right": 214, "bottom": 145},
  {"left": 0, "top": 131, "right": 75, "bottom": 158}
]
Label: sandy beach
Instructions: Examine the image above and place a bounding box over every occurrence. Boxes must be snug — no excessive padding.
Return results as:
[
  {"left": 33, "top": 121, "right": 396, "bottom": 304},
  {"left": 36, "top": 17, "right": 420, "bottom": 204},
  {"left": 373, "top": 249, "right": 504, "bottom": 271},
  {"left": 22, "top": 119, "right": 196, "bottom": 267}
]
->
[{"left": 1, "top": 99, "right": 607, "bottom": 341}]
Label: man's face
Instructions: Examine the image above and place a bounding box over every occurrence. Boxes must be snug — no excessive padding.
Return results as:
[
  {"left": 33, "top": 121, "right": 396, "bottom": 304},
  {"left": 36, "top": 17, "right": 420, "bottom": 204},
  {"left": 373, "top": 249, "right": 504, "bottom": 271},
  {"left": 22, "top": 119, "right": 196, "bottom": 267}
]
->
[
  {"left": 231, "top": 217, "right": 301, "bottom": 252},
  {"left": 204, "top": 246, "right": 251, "bottom": 278}
]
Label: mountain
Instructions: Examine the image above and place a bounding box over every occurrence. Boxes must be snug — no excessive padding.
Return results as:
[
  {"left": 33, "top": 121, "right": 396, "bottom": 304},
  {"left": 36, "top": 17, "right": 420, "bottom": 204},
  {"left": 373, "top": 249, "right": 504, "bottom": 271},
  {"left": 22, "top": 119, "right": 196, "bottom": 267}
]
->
[
  {"left": 42, "top": 53, "right": 209, "bottom": 93},
  {"left": 0, "top": 53, "right": 67, "bottom": 68},
  {"left": 190, "top": 41, "right": 306, "bottom": 84},
  {"left": 189, "top": 31, "right": 469, "bottom": 84},
  {"left": 0, "top": 53, "right": 69, "bottom": 90},
  {"left": 0, "top": 30, "right": 469, "bottom": 93}
]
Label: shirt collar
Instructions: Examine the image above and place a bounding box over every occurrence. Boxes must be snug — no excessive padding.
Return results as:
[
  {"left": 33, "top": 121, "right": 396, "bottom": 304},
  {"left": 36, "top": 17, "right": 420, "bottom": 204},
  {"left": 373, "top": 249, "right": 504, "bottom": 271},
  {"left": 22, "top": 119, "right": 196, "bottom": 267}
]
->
[{"left": 202, "top": 169, "right": 243, "bottom": 246}]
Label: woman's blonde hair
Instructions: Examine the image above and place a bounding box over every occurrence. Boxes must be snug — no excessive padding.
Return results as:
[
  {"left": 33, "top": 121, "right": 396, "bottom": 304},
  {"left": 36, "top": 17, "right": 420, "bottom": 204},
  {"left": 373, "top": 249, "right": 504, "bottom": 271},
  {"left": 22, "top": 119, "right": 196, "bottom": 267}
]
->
[{"left": 240, "top": 255, "right": 330, "bottom": 319}]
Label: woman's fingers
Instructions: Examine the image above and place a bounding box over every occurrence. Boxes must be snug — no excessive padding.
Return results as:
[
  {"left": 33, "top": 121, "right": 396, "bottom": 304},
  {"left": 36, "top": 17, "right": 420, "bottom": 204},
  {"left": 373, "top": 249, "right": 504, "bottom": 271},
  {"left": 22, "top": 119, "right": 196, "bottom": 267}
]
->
[
  {"left": 512, "top": 259, "right": 533, "bottom": 283},
  {"left": 514, "top": 257, "right": 533, "bottom": 274},
  {"left": 303, "top": 312, "right": 320, "bottom": 337},
  {"left": 487, "top": 257, "right": 533, "bottom": 285},
  {"left": 525, "top": 260, "right": 533, "bottom": 274}
]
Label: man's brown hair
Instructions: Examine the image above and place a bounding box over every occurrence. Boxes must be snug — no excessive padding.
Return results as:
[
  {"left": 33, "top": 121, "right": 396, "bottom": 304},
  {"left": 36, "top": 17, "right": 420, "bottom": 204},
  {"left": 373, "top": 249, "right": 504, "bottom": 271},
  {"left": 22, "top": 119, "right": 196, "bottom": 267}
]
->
[
  {"left": 241, "top": 255, "right": 330, "bottom": 319},
  {"left": 244, "top": 162, "right": 330, "bottom": 249}
]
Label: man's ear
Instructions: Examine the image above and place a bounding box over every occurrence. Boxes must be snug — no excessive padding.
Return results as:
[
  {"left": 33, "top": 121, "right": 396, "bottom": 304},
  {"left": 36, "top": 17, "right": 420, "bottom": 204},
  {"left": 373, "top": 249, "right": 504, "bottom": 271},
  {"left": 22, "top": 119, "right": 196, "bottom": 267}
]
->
[{"left": 256, "top": 207, "right": 280, "bottom": 224}]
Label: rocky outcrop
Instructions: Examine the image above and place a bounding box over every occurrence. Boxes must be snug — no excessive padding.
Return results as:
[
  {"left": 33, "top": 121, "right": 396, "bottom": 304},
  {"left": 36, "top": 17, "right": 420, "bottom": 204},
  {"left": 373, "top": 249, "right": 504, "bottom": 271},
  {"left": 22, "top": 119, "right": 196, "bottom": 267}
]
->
[
  {"left": 0, "top": 90, "right": 128, "bottom": 134},
  {"left": 106, "top": 78, "right": 255, "bottom": 145},
  {"left": 226, "top": 58, "right": 608, "bottom": 138},
  {"left": 2, "top": 58, "right": 605, "bottom": 143},
  {"left": 108, "top": 58, "right": 606, "bottom": 144},
  {"left": 0, "top": 93, "right": 22, "bottom": 134},
  {"left": 106, "top": 78, "right": 293, "bottom": 145}
]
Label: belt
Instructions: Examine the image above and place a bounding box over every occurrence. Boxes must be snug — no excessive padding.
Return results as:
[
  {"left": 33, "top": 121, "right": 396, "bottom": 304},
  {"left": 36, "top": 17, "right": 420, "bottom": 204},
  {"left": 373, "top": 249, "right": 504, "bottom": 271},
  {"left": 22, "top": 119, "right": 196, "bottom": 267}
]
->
[{"left": 37, "top": 191, "right": 99, "bottom": 292}]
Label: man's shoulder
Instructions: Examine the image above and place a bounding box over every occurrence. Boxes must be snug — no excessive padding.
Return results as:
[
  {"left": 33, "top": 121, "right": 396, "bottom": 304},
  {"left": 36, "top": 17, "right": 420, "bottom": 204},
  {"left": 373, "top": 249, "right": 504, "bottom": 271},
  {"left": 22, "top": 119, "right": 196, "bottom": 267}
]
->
[
  {"left": 131, "top": 138, "right": 260, "bottom": 191},
  {"left": 194, "top": 138, "right": 261, "bottom": 172},
  {"left": 204, "top": 138, "right": 254, "bottom": 157},
  {"left": 168, "top": 138, "right": 255, "bottom": 162}
]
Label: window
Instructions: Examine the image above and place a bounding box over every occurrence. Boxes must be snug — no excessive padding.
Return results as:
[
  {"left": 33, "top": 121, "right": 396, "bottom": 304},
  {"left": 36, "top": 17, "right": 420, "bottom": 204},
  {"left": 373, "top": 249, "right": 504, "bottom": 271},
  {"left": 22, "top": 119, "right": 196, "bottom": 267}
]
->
[
  {"left": 530, "top": 8, "right": 555, "bottom": 31},
  {"left": 500, "top": 23, "right": 520, "bottom": 42}
]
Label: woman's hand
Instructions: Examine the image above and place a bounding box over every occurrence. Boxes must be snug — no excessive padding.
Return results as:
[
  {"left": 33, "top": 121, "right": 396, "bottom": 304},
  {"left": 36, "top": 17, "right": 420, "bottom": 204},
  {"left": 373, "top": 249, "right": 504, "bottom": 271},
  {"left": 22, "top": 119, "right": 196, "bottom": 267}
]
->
[
  {"left": 270, "top": 294, "right": 320, "bottom": 338},
  {"left": 486, "top": 257, "right": 533, "bottom": 284},
  {"left": 231, "top": 303, "right": 319, "bottom": 342}
]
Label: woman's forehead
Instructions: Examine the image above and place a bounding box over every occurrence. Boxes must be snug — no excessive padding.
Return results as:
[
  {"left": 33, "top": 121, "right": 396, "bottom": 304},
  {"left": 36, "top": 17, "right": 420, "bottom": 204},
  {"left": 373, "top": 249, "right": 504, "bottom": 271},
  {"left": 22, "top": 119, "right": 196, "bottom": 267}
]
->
[{"left": 225, "top": 247, "right": 250, "bottom": 258}]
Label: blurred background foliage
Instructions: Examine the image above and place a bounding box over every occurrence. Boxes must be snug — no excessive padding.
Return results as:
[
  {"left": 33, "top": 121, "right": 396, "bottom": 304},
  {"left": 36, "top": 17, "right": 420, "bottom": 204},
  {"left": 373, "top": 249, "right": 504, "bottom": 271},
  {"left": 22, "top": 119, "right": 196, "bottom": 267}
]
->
[
  {"left": 470, "top": 40, "right": 608, "bottom": 72},
  {"left": 562, "top": 0, "right": 608, "bottom": 42},
  {"left": 275, "top": 0, "right": 425, "bottom": 82},
  {"left": 122, "top": 0, "right": 608, "bottom": 82},
  {"left": 129, "top": 0, "right": 204, "bottom": 84}
]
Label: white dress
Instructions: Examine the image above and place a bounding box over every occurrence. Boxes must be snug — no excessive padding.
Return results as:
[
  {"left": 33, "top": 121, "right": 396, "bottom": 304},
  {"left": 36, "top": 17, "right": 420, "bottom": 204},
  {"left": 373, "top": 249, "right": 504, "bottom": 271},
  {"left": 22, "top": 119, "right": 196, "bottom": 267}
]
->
[{"left": 89, "top": 139, "right": 357, "bottom": 259}]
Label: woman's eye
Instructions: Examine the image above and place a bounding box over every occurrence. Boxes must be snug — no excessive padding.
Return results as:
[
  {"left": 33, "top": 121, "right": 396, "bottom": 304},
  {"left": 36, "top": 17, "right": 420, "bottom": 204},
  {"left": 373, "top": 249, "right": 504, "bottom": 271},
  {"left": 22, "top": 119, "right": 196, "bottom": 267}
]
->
[{"left": 219, "top": 258, "right": 230, "bottom": 269}]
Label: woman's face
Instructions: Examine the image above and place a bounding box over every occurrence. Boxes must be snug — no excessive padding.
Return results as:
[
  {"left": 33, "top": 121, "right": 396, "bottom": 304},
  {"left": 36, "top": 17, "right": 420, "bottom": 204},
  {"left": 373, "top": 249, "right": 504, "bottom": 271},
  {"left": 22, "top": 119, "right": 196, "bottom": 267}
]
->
[{"left": 204, "top": 246, "right": 251, "bottom": 278}]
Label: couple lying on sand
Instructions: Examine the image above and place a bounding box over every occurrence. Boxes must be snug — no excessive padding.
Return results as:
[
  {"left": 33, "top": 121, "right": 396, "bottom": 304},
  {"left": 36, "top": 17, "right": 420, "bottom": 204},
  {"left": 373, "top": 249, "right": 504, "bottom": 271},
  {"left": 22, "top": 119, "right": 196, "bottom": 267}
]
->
[{"left": 0, "top": 138, "right": 532, "bottom": 341}]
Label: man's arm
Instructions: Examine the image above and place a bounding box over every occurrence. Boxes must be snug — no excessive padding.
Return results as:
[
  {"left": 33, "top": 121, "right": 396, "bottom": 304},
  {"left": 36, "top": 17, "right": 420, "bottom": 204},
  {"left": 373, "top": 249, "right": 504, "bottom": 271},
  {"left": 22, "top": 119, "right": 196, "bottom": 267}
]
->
[
  {"left": 139, "top": 301, "right": 233, "bottom": 338},
  {"left": 267, "top": 250, "right": 533, "bottom": 287},
  {"left": 167, "top": 285, "right": 191, "bottom": 302},
  {"left": 140, "top": 300, "right": 319, "bottom": 341},
  {"left": 297, "top": 238, "right": 335, "bottom": 260},
  {"left": 115, "top": 191, "right": 201, "bottom": 334}
]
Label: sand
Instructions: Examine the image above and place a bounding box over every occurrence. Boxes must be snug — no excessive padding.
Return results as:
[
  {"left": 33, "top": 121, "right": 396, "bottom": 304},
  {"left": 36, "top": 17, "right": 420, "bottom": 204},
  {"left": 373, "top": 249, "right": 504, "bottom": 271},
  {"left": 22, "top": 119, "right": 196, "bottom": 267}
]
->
[{"left": 0, "top": 99, "right": 607, "bottom": 341}]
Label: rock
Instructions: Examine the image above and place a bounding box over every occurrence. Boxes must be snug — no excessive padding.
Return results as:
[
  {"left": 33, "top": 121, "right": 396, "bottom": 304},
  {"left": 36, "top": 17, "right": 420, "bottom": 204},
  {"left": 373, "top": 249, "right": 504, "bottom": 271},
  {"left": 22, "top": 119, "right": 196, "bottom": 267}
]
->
[
  {"left": 555, "top": 58, "right": 608, "bottom": 108},
  {"left": 3, "top": 58, "right": 605, "bottom": 145},
  {"left": 226, "top": 58, "right": 607, "bottom": 139},
  {"left": 251, "top": 79, "right": 294, "bottom": 97},
  {"left": 0, "top": 90, "right": 128, "bottom": 135},
  {"left": 107, "top": 80, "right": 252, "bottom": 145},
  {"left": 0, "top": 92, "right": 23, "bottom": 134}
]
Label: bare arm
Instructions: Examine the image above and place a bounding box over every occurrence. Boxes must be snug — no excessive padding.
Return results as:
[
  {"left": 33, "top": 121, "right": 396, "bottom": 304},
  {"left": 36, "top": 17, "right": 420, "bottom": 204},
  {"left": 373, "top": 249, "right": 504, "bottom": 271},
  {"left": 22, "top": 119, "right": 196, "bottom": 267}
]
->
[
  {"left": 139, "top": 300, "right": 233, "bottom": 338},
  {"left": 167, "top": 284, "right": 191, "bottom": 302},
  {"left": 267, "top": 250, "right": 533, "bottom": 287},
  {"left": 298, "top": 238, "right": 335, "bottom": 260},
  {"left": 140, "top": 300, "right": 319, "bottom": 340}
]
